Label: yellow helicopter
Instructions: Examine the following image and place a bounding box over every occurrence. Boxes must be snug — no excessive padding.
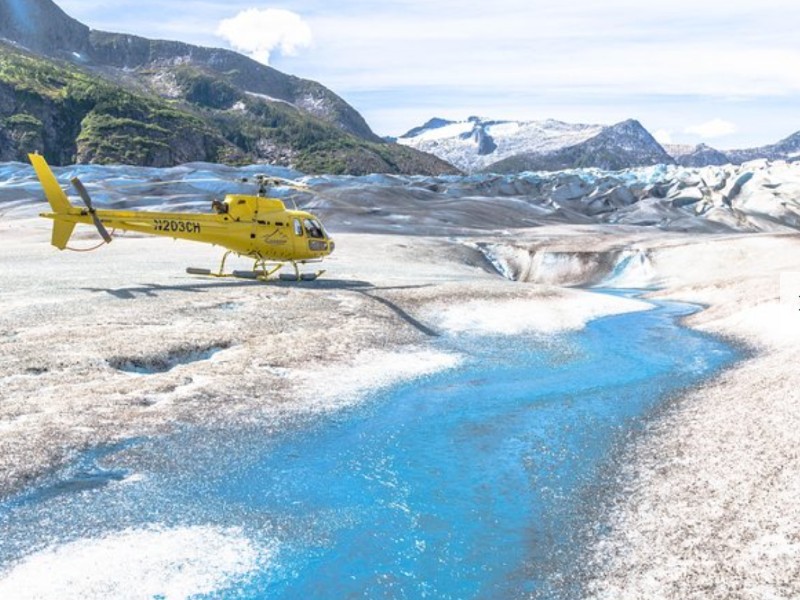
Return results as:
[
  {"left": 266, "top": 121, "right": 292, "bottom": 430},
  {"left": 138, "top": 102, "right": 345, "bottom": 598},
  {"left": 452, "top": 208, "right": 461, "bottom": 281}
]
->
[{"left": 29, "top": 153, "right": 334, "bottom": 281}]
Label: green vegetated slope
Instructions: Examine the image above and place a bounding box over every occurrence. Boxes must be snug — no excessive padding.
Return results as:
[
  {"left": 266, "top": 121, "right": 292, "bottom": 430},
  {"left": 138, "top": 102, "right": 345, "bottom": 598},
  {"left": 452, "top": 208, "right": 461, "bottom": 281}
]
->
[
  {"left": 0, "top": 46, "right": 223, "bottom": 165},
  {"left": 0, "top": 43, "right": 457, "bottom": 175}
]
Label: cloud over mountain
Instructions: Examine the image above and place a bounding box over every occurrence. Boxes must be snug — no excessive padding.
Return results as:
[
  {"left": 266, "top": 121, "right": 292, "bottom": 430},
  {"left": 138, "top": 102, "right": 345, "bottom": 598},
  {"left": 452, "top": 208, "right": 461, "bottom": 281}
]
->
[{"left": 216, "top": 8, "right": 313, "bottom": 66}]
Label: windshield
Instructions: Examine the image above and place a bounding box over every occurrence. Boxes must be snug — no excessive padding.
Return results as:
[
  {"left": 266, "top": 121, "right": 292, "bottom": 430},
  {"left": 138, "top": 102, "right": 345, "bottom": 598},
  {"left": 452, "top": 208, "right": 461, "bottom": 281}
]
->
[{"left": 303, "top": 219, "right": 325, "bottom": 239}]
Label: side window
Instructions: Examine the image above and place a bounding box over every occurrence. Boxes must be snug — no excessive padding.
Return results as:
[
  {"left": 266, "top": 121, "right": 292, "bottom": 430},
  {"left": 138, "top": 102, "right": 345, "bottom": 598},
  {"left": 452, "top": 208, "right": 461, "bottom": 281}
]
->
[{"left": 293, "top": 219, "right": 303, "bottom": 236}]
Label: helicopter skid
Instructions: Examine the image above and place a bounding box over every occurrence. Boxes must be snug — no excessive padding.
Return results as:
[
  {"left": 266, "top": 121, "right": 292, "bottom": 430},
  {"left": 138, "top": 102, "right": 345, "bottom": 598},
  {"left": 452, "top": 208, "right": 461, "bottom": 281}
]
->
[
  {"left": 186, "top": 266, "right": 324, "bottom": 282},
  {"left": 186, "top": 251, "right": 325, "bottom": 282}
]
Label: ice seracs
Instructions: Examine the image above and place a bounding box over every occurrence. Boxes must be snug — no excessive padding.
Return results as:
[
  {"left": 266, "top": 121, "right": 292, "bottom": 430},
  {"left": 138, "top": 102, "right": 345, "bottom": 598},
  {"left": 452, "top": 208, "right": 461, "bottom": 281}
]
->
[{"left": 4, "top": 159, "right": 800, "bottom": 234}]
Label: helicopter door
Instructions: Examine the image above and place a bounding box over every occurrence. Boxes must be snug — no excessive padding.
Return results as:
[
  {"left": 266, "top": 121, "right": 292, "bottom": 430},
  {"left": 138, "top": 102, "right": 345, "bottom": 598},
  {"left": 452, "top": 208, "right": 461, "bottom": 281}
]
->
[
  {"left": 292, "top": 219, "right": 304, "bottom": 256},
  {"left": 251, "top": 203, "right": 259, "bottom": 248}
]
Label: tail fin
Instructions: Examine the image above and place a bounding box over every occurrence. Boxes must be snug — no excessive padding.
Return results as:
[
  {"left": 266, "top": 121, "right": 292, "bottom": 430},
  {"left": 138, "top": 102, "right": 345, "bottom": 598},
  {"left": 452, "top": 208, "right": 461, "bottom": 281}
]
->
[
  {"left": 29, "top": 154, "right": 77, "bottom": 249},
  {"left": 51, "top": 221, "right": 77, "bottom": 250},
  {"left": 28, "top": 153, "right": 73, "bottom": 213}
]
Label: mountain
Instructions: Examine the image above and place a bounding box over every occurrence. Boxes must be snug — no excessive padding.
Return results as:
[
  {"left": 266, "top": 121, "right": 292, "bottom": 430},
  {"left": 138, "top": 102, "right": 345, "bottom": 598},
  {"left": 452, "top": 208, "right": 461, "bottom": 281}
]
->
[
  {"left": 726, "top": 131, "right": 800, "bottom": 164},
  {"left": 0, "top": 0, "right": 90, "bottom": 57},
  {"left": 666, "top": 143, "right": 731, "bottom": 168},
  {"left": 665, "top": 132, "right": 800, "bottom": 168},
  {"left": 0, "top": 0, "right": 457, "bottom": 175},
  {"left": 397, "top": 116, "right": 674, "bottom": 173}
]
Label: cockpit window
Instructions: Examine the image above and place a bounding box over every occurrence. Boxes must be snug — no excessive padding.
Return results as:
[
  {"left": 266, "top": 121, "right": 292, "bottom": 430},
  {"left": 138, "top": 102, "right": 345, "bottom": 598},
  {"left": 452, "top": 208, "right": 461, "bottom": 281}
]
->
[
  {"left": 293, "top": 219, "right": 303, "bottom": 237},
  {"left": 304, "top": 219, "right": 325, "bottom": 239}
]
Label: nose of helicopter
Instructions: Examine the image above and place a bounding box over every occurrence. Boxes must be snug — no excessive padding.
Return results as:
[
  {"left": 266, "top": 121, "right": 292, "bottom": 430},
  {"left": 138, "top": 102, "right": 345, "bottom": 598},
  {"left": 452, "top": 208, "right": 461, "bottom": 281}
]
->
[{"left": 308, "top": 238, "right": 334, "bottom": 255}]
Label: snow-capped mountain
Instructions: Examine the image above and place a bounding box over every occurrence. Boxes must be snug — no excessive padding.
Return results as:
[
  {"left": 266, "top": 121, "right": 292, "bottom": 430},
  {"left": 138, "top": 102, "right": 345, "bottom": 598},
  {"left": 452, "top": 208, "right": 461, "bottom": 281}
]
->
[
  {"left": 665, "top": 131, "right": 800, "bottom": 167},
  {"left": 397, "top": 116, "right": 674, "bottom": 174}
]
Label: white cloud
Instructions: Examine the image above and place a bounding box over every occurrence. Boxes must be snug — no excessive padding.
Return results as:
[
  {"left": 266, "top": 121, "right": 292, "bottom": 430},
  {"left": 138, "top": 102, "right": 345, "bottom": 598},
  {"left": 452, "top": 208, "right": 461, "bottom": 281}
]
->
[
  {"left": 684, "top": 119, "right": 738, "bottom": 139},
  {"left": 216, "top": 8, "right": 312, "bottom": 65}
]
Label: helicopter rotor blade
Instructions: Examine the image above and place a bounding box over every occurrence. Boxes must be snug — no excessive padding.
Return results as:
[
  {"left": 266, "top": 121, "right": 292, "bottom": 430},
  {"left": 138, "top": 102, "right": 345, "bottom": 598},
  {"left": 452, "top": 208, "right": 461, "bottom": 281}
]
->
[
  {"left": 274, "top": 177, "right": 311, "bottom": 191},
  {"left": 70, "top": 177, "right": 113, "bottom": 244},
  {"left": 103, "top": 178, "right": 230, "bottom": 190},
  {"left": 254, "top": 175, "right": 311, "bottom": 191}
]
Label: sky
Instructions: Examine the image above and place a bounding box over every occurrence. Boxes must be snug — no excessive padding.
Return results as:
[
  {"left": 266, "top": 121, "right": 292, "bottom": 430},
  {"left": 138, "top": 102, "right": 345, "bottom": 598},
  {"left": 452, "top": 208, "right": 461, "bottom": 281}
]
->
[{"left": 56, "top": 0, "right": 800, "bottom": 148}]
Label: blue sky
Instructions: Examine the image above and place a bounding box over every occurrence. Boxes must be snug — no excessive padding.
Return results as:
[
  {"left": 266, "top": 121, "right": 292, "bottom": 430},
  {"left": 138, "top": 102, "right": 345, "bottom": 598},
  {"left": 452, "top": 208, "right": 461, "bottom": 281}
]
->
[{"left": 57, "top": 0, "right": 800, "bottom": 148}]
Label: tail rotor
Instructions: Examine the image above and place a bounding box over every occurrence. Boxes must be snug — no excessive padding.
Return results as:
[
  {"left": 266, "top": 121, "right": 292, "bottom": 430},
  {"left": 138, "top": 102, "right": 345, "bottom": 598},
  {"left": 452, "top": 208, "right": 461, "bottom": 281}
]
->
[{"left": 70, "top": 177, "right": 113, "bottom": 244}]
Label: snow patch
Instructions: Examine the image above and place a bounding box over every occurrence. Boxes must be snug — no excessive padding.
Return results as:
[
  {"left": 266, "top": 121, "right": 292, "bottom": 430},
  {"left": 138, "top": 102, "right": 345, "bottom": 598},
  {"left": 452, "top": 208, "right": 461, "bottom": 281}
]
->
[
  {"left": 780, "top": 272, "right": 800, "bottom": 311},
  {"left": 413, "top": 121, "right": 474, "bottom": 142},
  {"left": 244, "top": 91, "right": 294, "bottom": 107},
  {"left": 716, "top": 301, "right": 800, "bottom": 349},
  {"left": 426, "top": 292, "right": 651, "bottom": 336},
  {"left": 293, "top": 349, "right": 461, "bottom": 410},
  {"left": 0, "top": 526, "right": 269, "bottom": 600}
]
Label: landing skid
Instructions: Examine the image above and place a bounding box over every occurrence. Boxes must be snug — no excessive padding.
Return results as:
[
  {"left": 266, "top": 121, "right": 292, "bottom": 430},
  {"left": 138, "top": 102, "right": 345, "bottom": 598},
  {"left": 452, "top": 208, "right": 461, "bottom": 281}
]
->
[{"left": 186, "top": 251, "right": 325, "bottom": 282}]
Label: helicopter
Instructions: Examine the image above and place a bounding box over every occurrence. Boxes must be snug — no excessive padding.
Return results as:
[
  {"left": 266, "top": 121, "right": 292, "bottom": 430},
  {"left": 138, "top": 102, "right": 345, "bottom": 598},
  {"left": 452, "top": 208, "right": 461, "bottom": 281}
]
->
[{"left": 28, "top": 153, "right": 334, "bottom": 281}]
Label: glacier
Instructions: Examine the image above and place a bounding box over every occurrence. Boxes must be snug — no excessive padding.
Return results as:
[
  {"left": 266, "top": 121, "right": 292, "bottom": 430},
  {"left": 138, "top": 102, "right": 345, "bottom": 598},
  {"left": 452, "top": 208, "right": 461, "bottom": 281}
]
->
[{"left": 3, "top": 159, "right": 800, "bottom": 235}]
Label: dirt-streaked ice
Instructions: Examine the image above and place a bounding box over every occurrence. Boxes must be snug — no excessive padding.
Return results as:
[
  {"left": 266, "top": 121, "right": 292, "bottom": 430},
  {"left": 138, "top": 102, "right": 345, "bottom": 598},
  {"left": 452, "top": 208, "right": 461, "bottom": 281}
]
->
[{"left": 2, "top": 160, "right": 800, "bottom": 599}]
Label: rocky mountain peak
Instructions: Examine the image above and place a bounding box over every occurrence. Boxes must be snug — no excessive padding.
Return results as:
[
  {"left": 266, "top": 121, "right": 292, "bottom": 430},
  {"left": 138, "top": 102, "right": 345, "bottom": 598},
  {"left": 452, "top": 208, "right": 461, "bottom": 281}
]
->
[
  {"left": 397, "top": 115, "right": 673, "bottom": 173},
  {"left": 400, "top": 118, "right": 454, "bottom": 139},
  {"left": 0, "top": 0, "right": 90, "bottom": 56}
]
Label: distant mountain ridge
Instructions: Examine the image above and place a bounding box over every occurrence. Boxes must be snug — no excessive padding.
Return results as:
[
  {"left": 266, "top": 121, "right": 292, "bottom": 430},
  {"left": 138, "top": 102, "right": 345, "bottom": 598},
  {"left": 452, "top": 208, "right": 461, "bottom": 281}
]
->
[
  {"left": 397, "top": 116, "right": 673, "bottom": 173},
  {"left": 0, "top": 0, "right": 457, "bottom": 174},
  {"left": 669, "top": 132, "right": 800, "bottom": 167},
  {"left": 400, "top": 115, "right": 800, "bottom": 173}
]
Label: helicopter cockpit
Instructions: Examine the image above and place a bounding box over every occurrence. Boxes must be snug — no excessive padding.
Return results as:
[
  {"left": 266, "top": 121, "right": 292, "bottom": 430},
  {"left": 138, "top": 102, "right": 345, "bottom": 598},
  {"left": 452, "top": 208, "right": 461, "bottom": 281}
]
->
[{"left": 295, "top": 218, "right": 325, "bottom": 239}]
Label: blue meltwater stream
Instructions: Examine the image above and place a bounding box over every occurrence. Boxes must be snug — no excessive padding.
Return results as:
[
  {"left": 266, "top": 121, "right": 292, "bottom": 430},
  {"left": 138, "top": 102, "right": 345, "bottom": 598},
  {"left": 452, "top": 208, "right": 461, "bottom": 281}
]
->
[{"left": 0, "top": 292, "right": 738, "bottom": 599}]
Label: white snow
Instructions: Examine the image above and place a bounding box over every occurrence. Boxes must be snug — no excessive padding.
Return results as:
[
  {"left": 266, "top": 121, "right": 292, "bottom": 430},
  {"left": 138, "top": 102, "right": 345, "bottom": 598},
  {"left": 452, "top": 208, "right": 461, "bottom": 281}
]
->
[
  {"left": 413, "top": 121, "right": 474, "bottom": 141},
  {"left": 292, "top": 348, "right": 462, "bottom": 410},
  {"left": 397, "top": 117, "right": 604, "bottom": 173},
  {"left": 484, "top": 121, "right": 520, "bottom": 137},
  {"left": 0, "top": 526, "right": 268, "bottom": 600},
  {"left": 424, "top": 291, "right": 650, "bottom": 336},
  {"left": 244, "top": 91, "right": 294, "bottom": 107},
  {"left": 780, "top": 272, "right": 800, "bottom": 310}
]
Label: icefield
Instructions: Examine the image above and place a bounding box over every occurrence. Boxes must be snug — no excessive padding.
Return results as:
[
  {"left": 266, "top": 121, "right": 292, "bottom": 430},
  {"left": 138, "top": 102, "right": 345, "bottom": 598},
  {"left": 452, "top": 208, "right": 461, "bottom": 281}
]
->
[
  {"left": 2, "top": 158, "right": 800, "bottom": 599},
  {"left": 3, "top": 159, "right": 800, "bottom": 235}
]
